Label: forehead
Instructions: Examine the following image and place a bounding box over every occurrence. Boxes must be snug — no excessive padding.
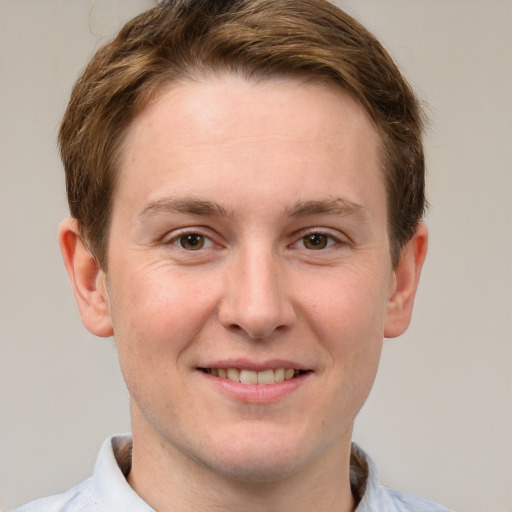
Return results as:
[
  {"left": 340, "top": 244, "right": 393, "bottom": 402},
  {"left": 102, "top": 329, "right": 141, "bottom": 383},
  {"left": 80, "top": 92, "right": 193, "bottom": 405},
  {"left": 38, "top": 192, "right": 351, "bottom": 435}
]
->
[
  {"left": 126, "top": 75, "right": 378, "bottom": 151},
  {"left": 116, "top": 75, "right": 383, "bottom": 218}
]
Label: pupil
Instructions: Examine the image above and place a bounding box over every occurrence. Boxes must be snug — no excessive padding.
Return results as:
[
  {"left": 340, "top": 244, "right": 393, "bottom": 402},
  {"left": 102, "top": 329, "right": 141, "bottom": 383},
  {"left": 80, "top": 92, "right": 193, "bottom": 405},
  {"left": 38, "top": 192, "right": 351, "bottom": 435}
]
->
[
  {"left": 181, "top": 234, "right": 204, "bottom": 250},
  {"left": 305, "top": 233, "right": 327, "bottom": 250}
]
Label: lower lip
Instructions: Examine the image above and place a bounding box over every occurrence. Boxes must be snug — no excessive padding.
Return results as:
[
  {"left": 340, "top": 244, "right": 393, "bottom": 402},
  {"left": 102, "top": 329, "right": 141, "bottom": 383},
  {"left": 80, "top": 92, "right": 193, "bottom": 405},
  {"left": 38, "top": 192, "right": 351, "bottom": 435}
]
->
[{"left": 197, "top": 370, "right": 311, "bottom": 403}]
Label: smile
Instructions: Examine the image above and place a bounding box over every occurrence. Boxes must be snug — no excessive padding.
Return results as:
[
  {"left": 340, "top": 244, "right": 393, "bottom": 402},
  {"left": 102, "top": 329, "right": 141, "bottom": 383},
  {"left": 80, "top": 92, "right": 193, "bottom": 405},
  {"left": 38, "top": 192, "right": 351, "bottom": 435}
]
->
[{"left": 199, "top": 368, "right": 309, "bottom": 384}]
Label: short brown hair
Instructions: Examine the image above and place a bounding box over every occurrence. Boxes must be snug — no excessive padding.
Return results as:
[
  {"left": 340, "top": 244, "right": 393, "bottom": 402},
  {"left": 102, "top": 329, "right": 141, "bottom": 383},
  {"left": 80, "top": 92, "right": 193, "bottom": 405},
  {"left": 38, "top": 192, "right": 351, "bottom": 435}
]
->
[{"left": 59, "top": 0, "right": 425, "bottom": 268}]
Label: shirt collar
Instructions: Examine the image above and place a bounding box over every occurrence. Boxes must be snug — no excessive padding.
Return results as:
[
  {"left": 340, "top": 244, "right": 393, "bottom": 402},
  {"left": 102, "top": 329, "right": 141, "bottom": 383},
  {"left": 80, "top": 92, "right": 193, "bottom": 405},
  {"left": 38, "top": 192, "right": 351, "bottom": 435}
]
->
[
  {"left": 92, "top": 435, "right": 154, "bottom": 511},
  {"left": 350, "top": 442, "right": 387, "bottom": 511},
  {"left": 92, "top": 435, "right": 383, "bottom": 511}
]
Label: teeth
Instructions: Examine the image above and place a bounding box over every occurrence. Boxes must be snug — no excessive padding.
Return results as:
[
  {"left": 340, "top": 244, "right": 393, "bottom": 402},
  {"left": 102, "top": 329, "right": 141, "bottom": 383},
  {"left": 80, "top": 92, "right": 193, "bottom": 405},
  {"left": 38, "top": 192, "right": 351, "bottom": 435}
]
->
[
  {"left": 284, "top": 368, "right": 295, "bottom": 380},
  {"left": 207, "top": 367, "right": 303, "bottom": 384},
  {"left": 240, "top": 369, "right": 258, "bottom": 384},
  {"left": 274, "top": 368, "right": 285, "bottom": 382},
  {"left": 227, "top": 368, "right": 240, "bottom": 382},
  {"left": 257, "top": 369, "right": 275, "bottom": 385}
]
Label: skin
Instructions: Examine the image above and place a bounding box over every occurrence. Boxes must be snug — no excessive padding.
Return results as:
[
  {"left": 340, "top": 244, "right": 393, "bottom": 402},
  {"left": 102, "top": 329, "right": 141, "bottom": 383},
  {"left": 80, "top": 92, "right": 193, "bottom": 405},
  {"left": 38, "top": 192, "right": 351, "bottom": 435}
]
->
[{"left": 59, "top": 75, "right": 427, "bottom": 512}]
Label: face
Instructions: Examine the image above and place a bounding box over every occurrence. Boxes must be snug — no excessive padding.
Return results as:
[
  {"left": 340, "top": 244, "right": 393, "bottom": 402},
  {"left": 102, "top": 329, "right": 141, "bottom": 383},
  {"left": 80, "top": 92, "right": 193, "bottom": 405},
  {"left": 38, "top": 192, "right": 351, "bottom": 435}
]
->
[{"left": 98, "top": 76, "right": 403, "bottom": 481}]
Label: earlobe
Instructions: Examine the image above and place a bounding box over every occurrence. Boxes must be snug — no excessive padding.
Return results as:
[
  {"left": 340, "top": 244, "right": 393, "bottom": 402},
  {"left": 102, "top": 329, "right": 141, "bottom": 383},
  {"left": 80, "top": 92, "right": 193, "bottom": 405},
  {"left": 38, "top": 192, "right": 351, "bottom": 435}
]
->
[
  {"left": 58, "top": 218, "right": 113, "bottom": 337},
  {"left": 384, "top": 222, "right": 428, "bottom": 338}
]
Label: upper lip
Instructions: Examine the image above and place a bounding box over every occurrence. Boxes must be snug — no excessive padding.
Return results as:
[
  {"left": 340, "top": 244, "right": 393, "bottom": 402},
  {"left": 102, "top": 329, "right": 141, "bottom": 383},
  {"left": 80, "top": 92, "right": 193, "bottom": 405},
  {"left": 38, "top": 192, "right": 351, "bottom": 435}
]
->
[{"left": 197, "top": 359, "right": 311, "bottom": 372}]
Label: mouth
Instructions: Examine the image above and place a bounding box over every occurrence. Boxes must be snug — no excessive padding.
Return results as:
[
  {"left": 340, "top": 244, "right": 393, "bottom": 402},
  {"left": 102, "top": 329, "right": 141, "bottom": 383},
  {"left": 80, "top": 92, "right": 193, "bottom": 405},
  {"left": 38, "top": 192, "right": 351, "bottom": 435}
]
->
[{"left": 198, "top": 367, "right": 310, "bottom": 385}]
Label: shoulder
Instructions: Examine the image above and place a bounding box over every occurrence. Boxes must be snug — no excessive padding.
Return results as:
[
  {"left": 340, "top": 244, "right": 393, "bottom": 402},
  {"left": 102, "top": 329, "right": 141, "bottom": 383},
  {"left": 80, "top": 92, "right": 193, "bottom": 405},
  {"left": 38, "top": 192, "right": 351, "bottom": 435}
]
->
[
  {"left": 378, "top": 486, "right": 452, "bottom": 512},
  {"left": 350, "top": 443, "right": 452, "bottom": 512},
  {"left": 11, "top": 435, "right": 143, "bottom": 512},
  {"left": 11, "top": 478, "right": 95, "bottom": 512}
]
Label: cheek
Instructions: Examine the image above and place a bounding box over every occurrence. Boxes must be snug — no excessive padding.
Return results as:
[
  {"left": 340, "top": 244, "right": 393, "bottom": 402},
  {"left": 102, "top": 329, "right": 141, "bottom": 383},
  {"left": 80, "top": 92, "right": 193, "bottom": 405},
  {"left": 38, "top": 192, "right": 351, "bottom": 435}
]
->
[
  {"left": 308, "top": 266, "right": 390, "bottom": 338},
  {"left": 303, "top": 267, "right": 387, "bottom": 387},
  {"left": 107, "top": 266, "right": 216, "bottom": 360}
]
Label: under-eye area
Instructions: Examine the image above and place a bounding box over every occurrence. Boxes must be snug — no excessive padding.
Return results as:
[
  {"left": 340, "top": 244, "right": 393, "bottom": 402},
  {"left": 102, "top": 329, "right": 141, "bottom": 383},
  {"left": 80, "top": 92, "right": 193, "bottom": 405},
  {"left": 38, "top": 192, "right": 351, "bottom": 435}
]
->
[{"left": 198, "top": 368, "right": 311, "bottom": 384}]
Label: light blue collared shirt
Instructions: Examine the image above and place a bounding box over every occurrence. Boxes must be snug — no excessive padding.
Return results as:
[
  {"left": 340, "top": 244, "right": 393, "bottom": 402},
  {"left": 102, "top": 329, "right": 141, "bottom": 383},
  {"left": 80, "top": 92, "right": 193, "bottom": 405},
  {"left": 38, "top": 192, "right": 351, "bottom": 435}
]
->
[{"left": 13, "top": 435, "right": 451, "bottom": 511}]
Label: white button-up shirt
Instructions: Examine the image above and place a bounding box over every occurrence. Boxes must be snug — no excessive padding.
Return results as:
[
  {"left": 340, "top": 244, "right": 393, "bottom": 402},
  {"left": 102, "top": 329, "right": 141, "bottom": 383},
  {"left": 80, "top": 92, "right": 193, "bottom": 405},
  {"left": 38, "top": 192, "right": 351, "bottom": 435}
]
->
[{"left": 13, "top": 435, "right": 451, "bottom": 511}]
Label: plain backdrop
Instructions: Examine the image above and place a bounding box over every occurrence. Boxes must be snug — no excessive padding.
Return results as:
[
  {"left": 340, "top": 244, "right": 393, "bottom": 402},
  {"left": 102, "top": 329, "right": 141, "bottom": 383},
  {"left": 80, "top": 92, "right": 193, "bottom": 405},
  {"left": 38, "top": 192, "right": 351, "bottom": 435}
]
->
[{"left": 1, "top": 1, "right": 511, "bottom": 511}]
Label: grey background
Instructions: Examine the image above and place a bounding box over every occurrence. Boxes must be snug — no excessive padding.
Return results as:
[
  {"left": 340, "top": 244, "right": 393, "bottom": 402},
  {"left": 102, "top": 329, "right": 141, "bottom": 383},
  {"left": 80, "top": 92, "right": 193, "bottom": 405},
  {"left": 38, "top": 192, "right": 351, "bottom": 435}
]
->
[{"left": 1, "top": 1, "right": 511, "bottom": 511}]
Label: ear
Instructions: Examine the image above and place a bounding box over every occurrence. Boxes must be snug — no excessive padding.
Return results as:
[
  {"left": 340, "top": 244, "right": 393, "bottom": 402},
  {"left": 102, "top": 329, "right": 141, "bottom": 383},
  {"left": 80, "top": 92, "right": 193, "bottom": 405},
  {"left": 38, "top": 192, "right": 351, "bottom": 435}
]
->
[
  {"left": 58, "top": 218, "right": 113, "bottom": 337},
  {"left": 384, "top": 222, "right": 428, "bottom": 338}
]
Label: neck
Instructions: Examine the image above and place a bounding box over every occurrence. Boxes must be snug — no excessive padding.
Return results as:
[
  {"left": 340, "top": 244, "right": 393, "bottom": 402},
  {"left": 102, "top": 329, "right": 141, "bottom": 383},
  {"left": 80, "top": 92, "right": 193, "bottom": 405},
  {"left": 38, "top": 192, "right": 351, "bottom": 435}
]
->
[{"left": 127, "top": 424, "right": 356, "bottom": 512}]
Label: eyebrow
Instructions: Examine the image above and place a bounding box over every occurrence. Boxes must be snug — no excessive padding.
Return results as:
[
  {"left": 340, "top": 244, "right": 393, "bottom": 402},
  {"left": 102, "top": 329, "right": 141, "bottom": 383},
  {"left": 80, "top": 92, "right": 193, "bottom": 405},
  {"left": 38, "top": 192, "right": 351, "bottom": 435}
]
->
[
  {"left": 138, "top": 196, "right": 368, "bottom": 222},
  {"left": 286, "top": 198, "right": 369, "bottom": 222},
  {"left": 138, "top": 197, "right": 235, "bottom": 219}
]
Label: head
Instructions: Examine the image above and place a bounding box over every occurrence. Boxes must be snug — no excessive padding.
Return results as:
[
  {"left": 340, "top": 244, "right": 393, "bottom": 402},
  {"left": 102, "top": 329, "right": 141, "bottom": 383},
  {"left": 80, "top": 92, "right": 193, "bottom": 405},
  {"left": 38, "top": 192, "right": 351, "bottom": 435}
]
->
[
  {"left": 59, "top": 0, "right": 425, "bottom": 270},
  {"left": 57, "top": 0, "right": 428, "bottom": 499}
]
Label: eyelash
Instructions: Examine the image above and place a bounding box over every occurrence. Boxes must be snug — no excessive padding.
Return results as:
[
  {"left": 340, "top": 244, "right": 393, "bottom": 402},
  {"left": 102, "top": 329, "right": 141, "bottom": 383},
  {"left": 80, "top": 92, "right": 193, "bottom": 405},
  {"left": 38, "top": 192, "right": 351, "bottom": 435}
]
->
[
  {"left": 166, "top": 229, "right": 216, "bottom": 251},
  {"left": 164, "top": 228, "right": 344, "bottom": 252},
  {"left": 292, "top": 229, "right": 344, "bottom": 251}
]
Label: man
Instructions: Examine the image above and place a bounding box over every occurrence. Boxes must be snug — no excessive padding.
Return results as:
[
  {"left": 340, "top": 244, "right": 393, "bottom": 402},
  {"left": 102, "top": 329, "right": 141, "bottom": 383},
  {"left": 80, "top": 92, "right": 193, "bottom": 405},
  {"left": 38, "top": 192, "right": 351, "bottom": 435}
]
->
[{"left": 15, "top": 0, "right": 449, "bottom": 510}]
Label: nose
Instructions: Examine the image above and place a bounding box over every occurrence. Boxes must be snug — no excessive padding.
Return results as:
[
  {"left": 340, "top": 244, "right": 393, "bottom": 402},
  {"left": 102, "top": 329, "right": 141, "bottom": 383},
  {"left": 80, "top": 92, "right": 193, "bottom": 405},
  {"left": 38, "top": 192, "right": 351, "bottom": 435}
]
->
[{"left": 218, "top": 247, "right": 296, "bottom": 339}]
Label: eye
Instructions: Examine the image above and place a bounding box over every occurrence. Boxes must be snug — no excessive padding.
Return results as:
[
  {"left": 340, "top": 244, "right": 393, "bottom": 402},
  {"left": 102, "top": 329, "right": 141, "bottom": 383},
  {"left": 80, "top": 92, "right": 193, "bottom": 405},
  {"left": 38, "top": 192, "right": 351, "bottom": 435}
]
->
[
  {"left": 300, "top": 232, "right": 338, "bottom": 250},
  {"left": 179, "top": 233, "right": 204, "bottom": 250},
  {"left": 172, "top": 232, "right": 215, "bottom": 251},
  {"left": 303, "top": 233, "right": 329, "bottom": 250}
]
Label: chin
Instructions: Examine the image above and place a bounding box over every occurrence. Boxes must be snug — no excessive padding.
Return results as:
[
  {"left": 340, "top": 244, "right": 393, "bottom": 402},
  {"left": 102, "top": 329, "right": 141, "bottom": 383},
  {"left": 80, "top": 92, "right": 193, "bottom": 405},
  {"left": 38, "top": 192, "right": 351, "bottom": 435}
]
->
[
  {"left": 193, "top": 424, "right": 327, "bottom": 484},
  {"left": 203, "top": 449, "right": 305, "bottom": 484}
]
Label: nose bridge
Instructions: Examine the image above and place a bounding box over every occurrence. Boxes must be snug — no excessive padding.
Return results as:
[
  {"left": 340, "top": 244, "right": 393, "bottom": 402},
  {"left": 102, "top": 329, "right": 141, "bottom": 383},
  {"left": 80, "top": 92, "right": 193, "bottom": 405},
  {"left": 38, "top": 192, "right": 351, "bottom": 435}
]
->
[{"left": 219, "top": 242, "right": 293, "bottom": 339}]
